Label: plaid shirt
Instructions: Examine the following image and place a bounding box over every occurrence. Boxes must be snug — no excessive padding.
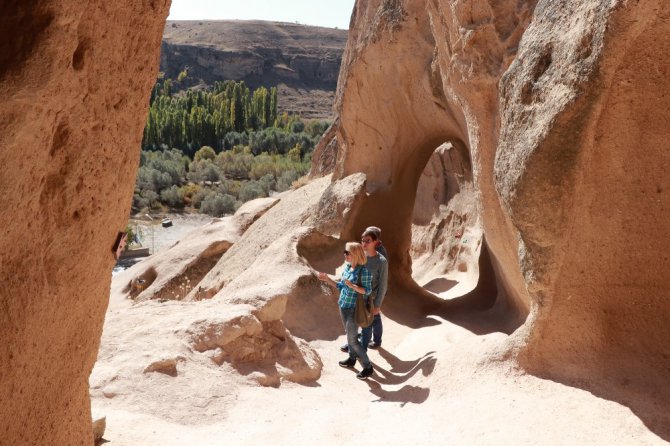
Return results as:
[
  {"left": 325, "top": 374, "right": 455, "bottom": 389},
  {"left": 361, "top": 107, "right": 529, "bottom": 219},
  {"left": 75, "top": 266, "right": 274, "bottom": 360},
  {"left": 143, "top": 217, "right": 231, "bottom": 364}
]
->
[{"left": 336, "top": 264, "right": 372, "bottom": 309}]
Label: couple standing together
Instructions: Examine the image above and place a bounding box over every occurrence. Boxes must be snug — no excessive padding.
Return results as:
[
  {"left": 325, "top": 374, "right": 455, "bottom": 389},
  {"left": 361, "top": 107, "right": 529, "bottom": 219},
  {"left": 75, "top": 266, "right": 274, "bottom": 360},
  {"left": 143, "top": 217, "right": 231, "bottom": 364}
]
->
[{"left": 317, "top": 226, "right": 388, "bottom": 380}]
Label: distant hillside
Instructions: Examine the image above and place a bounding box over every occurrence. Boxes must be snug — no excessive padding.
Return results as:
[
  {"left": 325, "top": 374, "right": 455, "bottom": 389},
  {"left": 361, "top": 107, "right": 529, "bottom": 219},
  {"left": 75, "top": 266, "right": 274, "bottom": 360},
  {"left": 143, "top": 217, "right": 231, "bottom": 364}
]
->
[{"left": 160, "top": 20, "right": 348, "bottom": 119}]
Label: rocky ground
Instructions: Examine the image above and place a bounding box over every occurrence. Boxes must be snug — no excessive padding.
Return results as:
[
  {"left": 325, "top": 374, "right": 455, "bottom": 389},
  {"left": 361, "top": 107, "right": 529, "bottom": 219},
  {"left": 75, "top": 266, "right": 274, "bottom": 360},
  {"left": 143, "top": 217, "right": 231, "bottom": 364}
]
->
[
  {"left": 92, "top": 179, "right": 667, "bottom": 445},
  {"left": 128, "top": 213, "right": 214, "bottom": 255},
  {"left": 92, "top": 307, "right": 665, "bottom": 445}
]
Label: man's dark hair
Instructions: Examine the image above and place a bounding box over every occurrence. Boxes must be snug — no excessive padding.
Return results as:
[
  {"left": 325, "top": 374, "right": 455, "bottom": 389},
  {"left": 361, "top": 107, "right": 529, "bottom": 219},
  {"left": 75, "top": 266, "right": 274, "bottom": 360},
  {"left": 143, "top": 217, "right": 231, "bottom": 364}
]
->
[{"left": 362, "top": 229, "right": 378, "bottom": 241}]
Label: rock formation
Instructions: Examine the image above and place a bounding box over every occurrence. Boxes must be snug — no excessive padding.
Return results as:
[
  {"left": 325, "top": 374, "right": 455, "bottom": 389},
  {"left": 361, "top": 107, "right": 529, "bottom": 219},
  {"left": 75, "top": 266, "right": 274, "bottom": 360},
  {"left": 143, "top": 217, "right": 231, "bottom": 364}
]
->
[
  {"left": 91, "top": 177, "right": 362, "bottom": 420},
  {"left": 314, "top": 0, "right": 670, "bottom": 435},
  {"left": 0, "top": 1, "right": 170, "bottom": 444},
  {"left": 3, "top": 0, "right": 670, "bottom": 443},
  {"left": 499, "top": 1, "right": 670, "bottom": 430}
]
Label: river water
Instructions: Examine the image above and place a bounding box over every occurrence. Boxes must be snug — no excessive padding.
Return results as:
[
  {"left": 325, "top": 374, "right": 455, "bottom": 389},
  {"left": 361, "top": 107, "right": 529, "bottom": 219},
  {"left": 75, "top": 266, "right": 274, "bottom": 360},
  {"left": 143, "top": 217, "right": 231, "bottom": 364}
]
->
[{"left": 112, "top": 213, "right": 214, "bottom": 275}]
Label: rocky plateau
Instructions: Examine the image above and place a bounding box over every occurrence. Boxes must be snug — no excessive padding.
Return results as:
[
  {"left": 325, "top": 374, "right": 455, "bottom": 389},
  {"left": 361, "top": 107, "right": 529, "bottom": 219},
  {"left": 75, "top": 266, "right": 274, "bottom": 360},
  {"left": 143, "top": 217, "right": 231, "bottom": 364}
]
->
[{"left": 161, "top": 20, "right": 348, "bottom": 118}]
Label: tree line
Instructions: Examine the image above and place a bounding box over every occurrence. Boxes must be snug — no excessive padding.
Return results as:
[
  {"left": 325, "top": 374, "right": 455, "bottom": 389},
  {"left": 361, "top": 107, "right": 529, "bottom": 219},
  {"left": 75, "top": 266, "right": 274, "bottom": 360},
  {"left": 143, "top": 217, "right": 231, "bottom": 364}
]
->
[
  {"left": 134, "top": 77, "right": 329, "bottom": 217},
  {"left": 143, "top": 79, "right": 280, "bottom": 156}
]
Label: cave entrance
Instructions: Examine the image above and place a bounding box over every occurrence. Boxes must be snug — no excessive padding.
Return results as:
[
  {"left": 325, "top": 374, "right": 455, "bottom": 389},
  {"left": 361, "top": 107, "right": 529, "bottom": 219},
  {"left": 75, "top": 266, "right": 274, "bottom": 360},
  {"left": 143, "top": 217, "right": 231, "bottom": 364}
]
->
[
  {"left": 410, "top": 141, "right": 481, "bottom": 300},
  {"left": 346, "top": 126, "right": 518, "bottom": 333},
  {"left": 404, "top": 139, "right": 502, "bottom": 331}
]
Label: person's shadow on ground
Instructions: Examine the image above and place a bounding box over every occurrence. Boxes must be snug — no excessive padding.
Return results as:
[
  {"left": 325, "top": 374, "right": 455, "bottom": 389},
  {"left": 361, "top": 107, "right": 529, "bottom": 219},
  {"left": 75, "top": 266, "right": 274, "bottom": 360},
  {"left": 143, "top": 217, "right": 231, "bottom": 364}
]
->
[{"left": 365, "top": 349, "right": 436, "bottom": 405}]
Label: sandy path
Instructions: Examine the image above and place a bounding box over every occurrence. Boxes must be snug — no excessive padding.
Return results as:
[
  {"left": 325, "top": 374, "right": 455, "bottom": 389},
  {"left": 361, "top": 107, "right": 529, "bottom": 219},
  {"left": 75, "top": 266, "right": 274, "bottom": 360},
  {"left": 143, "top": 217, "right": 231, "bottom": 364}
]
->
[
  {"left": 97, "top": 202, "right": 665, "bottom": 445},
  {"left": 92, "top": 312, "right": 666, "bottom": 445}
]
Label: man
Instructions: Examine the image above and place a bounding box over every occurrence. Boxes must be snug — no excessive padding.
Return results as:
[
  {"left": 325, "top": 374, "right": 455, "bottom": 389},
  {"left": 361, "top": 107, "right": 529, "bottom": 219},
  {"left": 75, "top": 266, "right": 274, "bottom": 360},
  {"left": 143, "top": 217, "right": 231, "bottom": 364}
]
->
[
  {"left": 366, "top": 226, "right": 388, "bottom": 259},
  {"left": 360, "top": 227, "right": 388, "bottom": 349},
  {"left": 341, "top": 226, "right": 388, "bottom": 352}
]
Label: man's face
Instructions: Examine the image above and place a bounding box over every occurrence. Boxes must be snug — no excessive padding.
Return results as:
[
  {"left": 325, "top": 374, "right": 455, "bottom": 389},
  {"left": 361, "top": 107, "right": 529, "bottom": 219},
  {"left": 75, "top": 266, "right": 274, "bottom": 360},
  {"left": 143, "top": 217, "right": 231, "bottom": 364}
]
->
[{"left": 361, "top": 236, "right": 376, "bottom": 254}]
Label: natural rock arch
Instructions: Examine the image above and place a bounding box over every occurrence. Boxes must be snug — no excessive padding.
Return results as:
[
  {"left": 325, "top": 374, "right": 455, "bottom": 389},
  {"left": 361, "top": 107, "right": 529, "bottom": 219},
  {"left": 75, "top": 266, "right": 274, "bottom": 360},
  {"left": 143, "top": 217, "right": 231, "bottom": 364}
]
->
[
  {"left": 313, "top": 0, "right": 533, "bottom": 329},
  {"left": 313, "top": 0, "right": 670, "bottom": 437}
]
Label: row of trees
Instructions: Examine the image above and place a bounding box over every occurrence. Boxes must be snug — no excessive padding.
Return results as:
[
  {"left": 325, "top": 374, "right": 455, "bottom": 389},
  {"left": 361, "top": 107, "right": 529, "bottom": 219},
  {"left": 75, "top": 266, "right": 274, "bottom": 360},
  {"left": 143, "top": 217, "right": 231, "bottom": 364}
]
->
[
  {"left": 134, "top": 76, "right": 329, "bottom": 217},
  {"left": 143, "top": 80, "right": 282, "bottom": 156}
]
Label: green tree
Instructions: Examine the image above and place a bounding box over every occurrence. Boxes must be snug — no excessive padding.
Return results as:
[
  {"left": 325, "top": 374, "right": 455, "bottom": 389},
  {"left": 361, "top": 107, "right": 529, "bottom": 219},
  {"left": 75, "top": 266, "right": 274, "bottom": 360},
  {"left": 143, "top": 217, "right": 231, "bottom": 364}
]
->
[
  {"left": 194, "top": 146, "right": 216, "bottom": 162},
  {"left": 160, "top": 185, "right": 185, "bottom": 208},
  {"left": 288, "top": 144, "right": 302, "bottom": 163},
  {"left": 187, "top": 159, "right": 222, "bottom": 183},
  {"left": 200, "top": 192, "right": 237, "bottom": 217},
  {"left": 177, "top": 69, "right": 188, "bottom": 83},
  {"left": 238, "top": 181, "right": 267, "bottom": 202}
]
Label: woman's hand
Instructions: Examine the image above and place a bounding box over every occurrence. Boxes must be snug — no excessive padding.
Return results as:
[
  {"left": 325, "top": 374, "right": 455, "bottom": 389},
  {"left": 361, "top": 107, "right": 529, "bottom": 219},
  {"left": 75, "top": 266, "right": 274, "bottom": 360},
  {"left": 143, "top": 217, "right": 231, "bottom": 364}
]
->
[
  {"left": 317, "top": 271, "right": 335, "bottom": 287},
  {"left": 344, "top": 279, "right": 357, "bottom": 290}
]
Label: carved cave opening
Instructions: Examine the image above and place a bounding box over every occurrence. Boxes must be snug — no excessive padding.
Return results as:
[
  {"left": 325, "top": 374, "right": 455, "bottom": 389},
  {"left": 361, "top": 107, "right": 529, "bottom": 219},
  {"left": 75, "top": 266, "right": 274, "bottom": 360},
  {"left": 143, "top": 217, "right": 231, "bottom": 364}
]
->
[
  {"left": 410, "top": 141, "right": 482, "bottom": 301},
  {"left": 375, "top": 136, "right": 519, "bottom": 335}
]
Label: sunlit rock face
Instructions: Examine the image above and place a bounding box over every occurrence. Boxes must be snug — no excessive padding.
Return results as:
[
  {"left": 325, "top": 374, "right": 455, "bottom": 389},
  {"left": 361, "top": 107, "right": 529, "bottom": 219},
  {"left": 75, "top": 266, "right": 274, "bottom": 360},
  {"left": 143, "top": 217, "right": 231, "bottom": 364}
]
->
[
  {"left": 497, "top": 1, "right": 670, "bottom": 427},
  {"left": 313, "top": 0, "right": 670, "bottom": 432},
  {"left": 315, "top": 0, "right": 536, "bottom": 320},
  {"left": 0, "top": 1, "right": 170, "bottom": 444},
  {"left": 3, "top": 0, "right": 670, "bottom": 442}
]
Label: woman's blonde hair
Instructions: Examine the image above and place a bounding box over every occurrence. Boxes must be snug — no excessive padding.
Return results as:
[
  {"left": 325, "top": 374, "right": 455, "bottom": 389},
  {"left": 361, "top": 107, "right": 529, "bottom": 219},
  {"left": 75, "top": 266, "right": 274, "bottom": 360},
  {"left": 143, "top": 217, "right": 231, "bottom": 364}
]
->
[{"left": 345, "top": 242, "right": 367, "bottom": 268}]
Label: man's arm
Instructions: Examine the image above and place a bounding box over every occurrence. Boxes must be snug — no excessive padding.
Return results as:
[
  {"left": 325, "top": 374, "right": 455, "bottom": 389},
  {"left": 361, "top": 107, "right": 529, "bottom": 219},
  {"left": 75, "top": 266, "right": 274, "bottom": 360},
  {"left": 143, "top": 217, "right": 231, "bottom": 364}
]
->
[{"left": 374, "top": 258, "right": 389, "bottom": 308}]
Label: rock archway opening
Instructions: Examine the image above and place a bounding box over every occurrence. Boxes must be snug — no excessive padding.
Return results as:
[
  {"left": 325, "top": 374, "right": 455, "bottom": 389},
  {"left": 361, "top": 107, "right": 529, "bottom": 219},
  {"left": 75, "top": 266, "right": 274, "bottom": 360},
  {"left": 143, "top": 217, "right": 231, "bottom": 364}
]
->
[
  {"left": 410, "top": 141, "right": 484, "bottom": 302},
  {"left": 357, "top": 135, "right": 517, "bottom": 335}
]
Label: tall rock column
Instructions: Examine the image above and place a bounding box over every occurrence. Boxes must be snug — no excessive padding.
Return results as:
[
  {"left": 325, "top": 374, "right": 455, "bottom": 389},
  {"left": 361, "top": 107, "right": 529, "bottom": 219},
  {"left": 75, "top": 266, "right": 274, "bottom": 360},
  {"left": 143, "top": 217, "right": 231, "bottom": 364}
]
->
[
  {"left": 0, "top": 1, "right": 170, "bottom": 444},
  {"left": 496, "top": 0, "right": 670, "bottom": 428}
]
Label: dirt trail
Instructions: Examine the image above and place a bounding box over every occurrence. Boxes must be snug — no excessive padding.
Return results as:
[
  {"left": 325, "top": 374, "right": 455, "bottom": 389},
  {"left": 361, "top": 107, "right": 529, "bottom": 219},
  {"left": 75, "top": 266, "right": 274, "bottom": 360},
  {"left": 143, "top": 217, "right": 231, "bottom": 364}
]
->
[{"left": 92, "top": 294, "right": 665, "bottom": 445}]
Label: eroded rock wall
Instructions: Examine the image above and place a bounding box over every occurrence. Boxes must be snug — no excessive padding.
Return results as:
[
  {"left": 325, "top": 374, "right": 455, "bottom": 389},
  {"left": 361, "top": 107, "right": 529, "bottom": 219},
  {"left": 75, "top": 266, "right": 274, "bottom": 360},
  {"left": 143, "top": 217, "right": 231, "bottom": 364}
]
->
[
  {"left": 316, "top": 0, "right": 536, "bottom": 318},
  {"left": 497, "top": 0, "right": 670, "bottom": 423},
  {"left": 0, "top": 1, "right": 170, "bottom": 444},
  {"left": 313, "top": 0, "right": 669, "bottom": 430}
]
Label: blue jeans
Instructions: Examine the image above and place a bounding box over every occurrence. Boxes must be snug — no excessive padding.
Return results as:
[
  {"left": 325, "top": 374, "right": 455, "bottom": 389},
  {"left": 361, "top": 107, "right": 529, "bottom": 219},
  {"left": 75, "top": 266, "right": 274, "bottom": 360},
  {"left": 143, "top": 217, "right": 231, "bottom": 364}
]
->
[
  {"left": 339, "top": 306, "right": 371, "bottom": 368},
  {"left": 361, "top": 313, "right": 382, "bottom": 346}
]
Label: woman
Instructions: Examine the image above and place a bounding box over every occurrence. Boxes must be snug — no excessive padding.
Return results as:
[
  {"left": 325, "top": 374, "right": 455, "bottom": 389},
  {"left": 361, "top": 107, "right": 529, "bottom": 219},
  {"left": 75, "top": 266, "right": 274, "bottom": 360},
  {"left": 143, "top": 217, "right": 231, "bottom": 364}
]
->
[{"left": 317, "top": 242, "right": 374, "bottom": 379}]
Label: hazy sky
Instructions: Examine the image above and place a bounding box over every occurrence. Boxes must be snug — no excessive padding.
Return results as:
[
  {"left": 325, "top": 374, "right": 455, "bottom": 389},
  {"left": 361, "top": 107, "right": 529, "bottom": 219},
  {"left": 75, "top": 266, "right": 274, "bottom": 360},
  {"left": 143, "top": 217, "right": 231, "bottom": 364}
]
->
[{"left": 168, "top": 0, "right": 356, "bottom": 29}]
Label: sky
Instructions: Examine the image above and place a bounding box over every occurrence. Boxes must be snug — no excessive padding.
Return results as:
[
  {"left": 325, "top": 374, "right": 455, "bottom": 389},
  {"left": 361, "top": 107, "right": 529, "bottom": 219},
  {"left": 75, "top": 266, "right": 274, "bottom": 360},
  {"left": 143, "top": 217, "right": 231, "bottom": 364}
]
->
[{"left": 168, "top": 0, "right": 356, "bottom": 29}]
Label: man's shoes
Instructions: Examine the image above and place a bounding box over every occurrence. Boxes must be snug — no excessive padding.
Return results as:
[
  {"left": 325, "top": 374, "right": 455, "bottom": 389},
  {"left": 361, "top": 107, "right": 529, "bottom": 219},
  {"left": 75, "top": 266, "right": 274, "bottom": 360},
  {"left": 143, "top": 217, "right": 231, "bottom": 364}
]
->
[
  {"left": 356, "top": 366, "right": 374, "bottom": 380},
  {"left": 338, "top": 357, "right": 357, "bottom": 368},
  {"left": 368, "top": 341, "right": 381, "bottom": 349}
]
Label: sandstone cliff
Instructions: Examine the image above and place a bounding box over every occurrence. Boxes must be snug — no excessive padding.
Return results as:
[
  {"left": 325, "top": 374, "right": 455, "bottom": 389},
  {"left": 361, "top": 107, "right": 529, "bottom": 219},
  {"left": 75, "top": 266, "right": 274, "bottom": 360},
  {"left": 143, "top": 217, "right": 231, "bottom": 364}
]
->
[
  {"left": 0, "top": 1, "right": 170, "bottom": 444},
  {"left": 161, "top": 20, "right": 348, "bottom": 118},
  {"left": 314, "top": 0, "right": 670, "bottom": 435}
]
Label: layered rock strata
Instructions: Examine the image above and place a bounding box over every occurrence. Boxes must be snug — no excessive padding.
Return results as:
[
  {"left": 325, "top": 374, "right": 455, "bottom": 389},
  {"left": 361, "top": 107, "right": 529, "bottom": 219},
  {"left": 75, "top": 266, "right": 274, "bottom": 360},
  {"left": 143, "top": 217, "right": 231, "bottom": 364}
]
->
[{"left": 160, "top": 20, "right": 348, "bottom": 118}]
